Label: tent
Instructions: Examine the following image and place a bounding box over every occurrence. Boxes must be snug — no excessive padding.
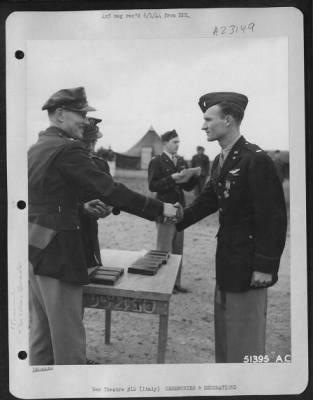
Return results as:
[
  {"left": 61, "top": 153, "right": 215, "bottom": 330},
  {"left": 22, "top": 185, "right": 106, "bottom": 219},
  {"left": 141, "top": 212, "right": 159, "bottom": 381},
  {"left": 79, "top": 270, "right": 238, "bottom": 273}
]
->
[
  {"left": 115, "top": 126, "right": 163, "bottom": 170},
  {"left": 124, "top": 126, "right": 163, "bottom": 157}
]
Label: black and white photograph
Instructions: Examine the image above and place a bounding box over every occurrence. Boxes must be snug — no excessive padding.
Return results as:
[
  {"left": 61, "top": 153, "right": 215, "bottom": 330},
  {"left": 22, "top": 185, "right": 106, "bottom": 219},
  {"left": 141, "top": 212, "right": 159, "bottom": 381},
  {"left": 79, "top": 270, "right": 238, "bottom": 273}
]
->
[{"left": 6, "top": 6, "right": 308, "bottom": 398}]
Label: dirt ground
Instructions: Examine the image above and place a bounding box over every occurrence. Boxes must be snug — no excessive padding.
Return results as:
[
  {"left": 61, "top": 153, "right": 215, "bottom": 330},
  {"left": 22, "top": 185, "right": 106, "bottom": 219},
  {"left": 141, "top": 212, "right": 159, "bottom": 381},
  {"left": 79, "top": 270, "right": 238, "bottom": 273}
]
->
[{"left": 84, "top": 178, "right": 291, "bottom": 364}]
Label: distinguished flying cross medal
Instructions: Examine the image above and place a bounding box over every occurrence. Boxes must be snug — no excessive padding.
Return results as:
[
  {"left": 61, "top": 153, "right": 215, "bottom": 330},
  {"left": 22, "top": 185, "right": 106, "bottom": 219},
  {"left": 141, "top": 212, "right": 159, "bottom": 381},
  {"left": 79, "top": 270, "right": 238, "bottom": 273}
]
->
[
  {"left": 224, "top": 180, "right": 231, "bottom": 199},
  {"left": 224, "top": 169, "right": 240, "bottom": 199}
]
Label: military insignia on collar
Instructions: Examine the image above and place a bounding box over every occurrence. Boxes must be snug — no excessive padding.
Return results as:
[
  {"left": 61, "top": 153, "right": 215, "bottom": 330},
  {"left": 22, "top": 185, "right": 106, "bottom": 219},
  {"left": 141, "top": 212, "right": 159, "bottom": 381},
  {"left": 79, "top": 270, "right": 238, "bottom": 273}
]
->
[{"left": 229, "top": 168, "right": 240, "bottom": 176}]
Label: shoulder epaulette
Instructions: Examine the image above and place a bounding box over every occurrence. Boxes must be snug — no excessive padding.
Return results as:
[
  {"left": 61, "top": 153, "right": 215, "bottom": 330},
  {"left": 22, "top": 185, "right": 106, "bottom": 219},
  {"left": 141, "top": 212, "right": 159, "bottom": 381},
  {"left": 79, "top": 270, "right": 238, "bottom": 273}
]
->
[{"left": 243, "top": 141, "right": 264, "bottom": 154}]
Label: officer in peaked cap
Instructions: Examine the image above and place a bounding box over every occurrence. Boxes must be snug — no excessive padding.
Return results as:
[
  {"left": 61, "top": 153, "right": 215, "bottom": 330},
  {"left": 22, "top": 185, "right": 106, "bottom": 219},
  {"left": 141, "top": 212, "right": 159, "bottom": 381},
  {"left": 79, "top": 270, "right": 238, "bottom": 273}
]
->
[
  {"left": 177, "top": 91, "right": 287, "bottom": 362},
  {"left": 42, "top": 86, "right": 96, "bottom": 112},
  {"left": 28, "top": 87, "right": 179, "bottom": 365}
]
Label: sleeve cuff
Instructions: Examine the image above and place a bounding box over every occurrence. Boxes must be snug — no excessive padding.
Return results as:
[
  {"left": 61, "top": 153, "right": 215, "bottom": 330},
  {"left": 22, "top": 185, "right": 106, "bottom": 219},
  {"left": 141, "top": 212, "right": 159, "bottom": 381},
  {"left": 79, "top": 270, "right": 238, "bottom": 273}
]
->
[{"left": 253, "top": 253, "right": 281, "bottom": 274}]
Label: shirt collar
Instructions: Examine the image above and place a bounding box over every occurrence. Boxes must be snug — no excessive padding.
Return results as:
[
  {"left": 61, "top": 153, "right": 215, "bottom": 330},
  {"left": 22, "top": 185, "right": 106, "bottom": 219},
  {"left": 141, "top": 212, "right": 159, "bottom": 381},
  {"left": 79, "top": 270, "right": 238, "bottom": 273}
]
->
[
  {"left": 222, "top": 135, "right": 242, "bottom": 158},
  {"left": 163, "top": 150, "right": 176, "bottom": 160}
]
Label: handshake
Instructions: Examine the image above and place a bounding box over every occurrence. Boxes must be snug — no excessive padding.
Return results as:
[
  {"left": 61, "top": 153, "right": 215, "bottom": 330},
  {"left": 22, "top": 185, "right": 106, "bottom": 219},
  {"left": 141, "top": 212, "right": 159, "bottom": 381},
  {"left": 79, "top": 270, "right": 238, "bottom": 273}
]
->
[
  {"left": 163, "top": 202, "right": 184, "bottom": 224},
  {"left": 83, "top": 199, "right": 184, "bottom": 224}
]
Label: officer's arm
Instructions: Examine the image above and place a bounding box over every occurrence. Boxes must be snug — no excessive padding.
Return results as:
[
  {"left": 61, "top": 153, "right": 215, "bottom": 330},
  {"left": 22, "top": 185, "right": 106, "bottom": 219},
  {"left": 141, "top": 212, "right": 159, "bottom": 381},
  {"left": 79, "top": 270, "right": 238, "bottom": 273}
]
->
[
  {"left": 176, "top": 179, "right": 218, "bottom": 231},
  {"left": 248, "top": 152, "right": 287, "bottom": 275},
  {"left": 55, "top": 143, "right": 164, "bottom": 221},
  {"left": 148, "top": 158, "right": 176, "bottom": 194}
]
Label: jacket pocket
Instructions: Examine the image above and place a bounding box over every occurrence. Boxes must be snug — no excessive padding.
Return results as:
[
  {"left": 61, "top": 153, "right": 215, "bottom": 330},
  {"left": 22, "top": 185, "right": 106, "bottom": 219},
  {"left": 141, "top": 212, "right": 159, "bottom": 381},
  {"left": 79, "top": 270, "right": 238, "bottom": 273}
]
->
[{"left": 54, "top": 212, "right": 81, "bottom": 231}]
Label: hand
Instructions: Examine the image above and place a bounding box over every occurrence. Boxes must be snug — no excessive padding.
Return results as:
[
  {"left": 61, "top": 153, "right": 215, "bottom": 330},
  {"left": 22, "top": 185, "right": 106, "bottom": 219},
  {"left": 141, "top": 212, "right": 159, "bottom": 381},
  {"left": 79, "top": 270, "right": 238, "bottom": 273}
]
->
[
  {"left": 250, "top": 271, "right": 272, "bottom": 288},
  {"left": 173, "top": 202, "right": 184, "bottom": 223},
  {"left": 162, "top": 202, "right": 184, "bottom": 224},
  {"left": 83, "top": 199, "right": 112, "bottom": 218},
  {"left": 98, "top": 204, "right": 113, "bottom": 218},
  {"left": 163, "top": 202, "right": 179, "bottom": 218}
]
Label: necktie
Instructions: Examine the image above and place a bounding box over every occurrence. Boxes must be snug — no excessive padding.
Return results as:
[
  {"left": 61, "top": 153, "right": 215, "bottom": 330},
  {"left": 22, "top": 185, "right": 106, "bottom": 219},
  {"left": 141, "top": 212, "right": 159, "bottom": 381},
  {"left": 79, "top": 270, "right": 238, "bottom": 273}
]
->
[
  {"left": 172, "top": 155, "right": 177, "bottom": 166},
  {"left": 219, "top": 152, "right": 225, "bottom": 168}
]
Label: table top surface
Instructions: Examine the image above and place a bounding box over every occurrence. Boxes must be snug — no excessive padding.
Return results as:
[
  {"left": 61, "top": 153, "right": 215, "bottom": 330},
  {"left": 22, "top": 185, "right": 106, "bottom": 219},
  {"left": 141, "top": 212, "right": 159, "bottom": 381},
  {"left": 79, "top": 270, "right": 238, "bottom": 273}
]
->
[{"left": 83, "top": 249, "right": 181, "bottom": 301}]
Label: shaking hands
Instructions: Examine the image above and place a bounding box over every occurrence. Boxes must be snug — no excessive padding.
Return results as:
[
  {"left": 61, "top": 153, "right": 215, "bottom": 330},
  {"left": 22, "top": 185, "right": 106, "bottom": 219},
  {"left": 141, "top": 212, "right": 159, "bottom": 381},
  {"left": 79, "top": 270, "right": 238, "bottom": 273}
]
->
[{"left": 163, "top": 202, "right": 184, "bottom": 224}]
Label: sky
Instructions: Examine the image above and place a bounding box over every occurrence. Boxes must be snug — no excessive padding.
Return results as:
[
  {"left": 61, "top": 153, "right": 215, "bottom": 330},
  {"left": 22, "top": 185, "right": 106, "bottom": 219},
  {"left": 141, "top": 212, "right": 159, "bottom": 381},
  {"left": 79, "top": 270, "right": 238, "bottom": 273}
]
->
[{"left": 27, "top": 37, "right": 288, "bottom": 159}]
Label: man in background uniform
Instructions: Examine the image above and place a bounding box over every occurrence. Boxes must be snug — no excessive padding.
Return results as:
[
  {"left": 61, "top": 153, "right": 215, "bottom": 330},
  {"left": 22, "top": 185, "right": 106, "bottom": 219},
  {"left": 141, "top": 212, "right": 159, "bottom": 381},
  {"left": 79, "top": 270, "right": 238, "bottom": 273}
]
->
[
  {"left": 177, "top": 92, "right": 287, "bottom": 362},
  {"left": 28, "top": 87, "right": 179, "bottom": 365},
  {"left": 191, "top": 145, "right": 210, "bottom": 195},
  {"left": 79, "top": 117, "right": 112, "bottom": 269},
  {"left": 148, "top": 130, "right": 197, "bottom": 293}
]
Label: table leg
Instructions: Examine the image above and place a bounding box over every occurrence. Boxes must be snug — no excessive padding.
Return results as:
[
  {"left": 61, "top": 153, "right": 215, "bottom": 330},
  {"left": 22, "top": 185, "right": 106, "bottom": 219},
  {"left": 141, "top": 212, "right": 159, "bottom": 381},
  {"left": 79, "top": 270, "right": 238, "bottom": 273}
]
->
[
  {"left": 157, "top": 314, "right": 169, "bottom": 363},
  {"left": 105, "top": 310, "right": 111, "bottom": 344}
]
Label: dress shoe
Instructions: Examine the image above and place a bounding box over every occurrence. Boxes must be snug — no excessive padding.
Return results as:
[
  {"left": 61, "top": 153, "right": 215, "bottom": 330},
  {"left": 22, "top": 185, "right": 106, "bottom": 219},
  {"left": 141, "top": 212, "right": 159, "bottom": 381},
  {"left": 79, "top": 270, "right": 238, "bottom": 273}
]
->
[{"left": 173, "top": 285, "right": 190, "bottom": 293}]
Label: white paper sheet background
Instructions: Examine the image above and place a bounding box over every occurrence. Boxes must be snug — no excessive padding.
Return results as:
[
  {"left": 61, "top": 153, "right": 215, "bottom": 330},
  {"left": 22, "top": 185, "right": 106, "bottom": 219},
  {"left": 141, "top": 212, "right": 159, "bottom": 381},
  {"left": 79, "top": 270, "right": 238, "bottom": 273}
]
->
[{"left": 6, "top": 7, "right": 307, "bottom": 399}]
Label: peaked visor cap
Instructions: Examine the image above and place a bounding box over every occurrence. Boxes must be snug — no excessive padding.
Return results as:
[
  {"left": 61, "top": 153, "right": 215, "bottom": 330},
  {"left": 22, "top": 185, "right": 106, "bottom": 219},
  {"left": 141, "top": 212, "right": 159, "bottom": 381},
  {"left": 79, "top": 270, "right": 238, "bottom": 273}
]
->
[{"left": 42, "top": 86, "right": 96, "bottom": 112}]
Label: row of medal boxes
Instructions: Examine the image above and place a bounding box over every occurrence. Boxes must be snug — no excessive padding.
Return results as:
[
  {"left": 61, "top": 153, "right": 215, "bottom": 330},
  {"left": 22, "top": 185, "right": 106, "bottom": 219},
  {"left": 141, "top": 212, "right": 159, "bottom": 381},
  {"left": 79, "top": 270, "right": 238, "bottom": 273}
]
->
[{"left": 89, "top": 250, "right": 170, "bottom": 285}]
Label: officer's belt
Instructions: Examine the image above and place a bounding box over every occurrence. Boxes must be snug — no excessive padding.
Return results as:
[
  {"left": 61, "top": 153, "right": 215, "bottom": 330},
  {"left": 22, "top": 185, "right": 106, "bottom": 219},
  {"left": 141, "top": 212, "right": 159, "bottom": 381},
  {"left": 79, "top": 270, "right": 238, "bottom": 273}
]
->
[
  {"left": 219, "top": 215, "right": 253, "bottom": 226},
  {"left": 29, "top": 203, "right": 79, "bottom": 214}
]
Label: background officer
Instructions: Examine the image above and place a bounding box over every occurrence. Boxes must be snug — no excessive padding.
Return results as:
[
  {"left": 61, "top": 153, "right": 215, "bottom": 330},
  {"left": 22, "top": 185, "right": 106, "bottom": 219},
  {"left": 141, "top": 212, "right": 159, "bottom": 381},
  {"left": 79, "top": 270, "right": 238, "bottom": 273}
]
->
[
  {"left": 191, "top": 145, "right": 210, "bottom": 195},
  {"left": 148, "top": 130, "right": 197, "bottom": 293},
  {"left": 177, "top": 92, "right": 287, "bottom": 362},
  {"left": 79, "top": 117, "right": 112, "bottom": 270},
  {"left": 28, "top": 87, "right": 179, "bottom": 365}
]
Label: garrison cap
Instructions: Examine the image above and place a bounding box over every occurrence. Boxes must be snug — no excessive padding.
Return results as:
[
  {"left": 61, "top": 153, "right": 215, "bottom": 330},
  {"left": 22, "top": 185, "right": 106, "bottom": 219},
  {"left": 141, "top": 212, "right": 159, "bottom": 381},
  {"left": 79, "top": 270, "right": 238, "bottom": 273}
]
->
[
  {"left": 42, "top": 86, "right": 96, "bottom": 112},
  {"left": 82, "top": 117, "right": 103, "bottom": 142},
  {"left": 161, "top": 129, "right": 178, "bottom": 142},
  {"left": 198, "top": 92, "right": 248, "bottom": 113}
]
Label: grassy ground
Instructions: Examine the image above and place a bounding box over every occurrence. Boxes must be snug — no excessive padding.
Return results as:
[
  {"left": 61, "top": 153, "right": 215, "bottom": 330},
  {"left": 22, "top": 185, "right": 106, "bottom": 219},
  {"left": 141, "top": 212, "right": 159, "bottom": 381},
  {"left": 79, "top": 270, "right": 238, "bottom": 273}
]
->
[{"left": 84, "top": 177, "right": 290, "bottom": 364}]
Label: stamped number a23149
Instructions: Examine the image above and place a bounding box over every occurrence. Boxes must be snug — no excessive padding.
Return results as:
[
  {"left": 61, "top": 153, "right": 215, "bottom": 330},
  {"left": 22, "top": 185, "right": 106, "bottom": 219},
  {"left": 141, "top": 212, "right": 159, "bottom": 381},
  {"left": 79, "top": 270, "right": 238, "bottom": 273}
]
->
[{"left": 213, "top": 23, "right": 255, "bottom": 36}]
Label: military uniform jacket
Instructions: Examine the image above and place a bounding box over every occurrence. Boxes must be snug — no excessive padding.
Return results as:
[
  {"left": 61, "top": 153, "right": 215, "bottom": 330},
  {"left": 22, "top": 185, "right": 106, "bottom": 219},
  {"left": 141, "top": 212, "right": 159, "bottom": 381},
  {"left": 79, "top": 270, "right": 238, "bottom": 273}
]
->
[
  {"left": 148, "top": 153, "right": 196, "bottom": 207},
  {"left": 177, "top": 136, "right": 287, "bottom": 292},
  {"left": 191, "top": 153, "right": 210, "bottom": 176},
  {"left": 79, "top": 155, "right": 111, "bottom": 269},
  {"left": 28, "top": 127, "right": 164, "bottom": 285}
]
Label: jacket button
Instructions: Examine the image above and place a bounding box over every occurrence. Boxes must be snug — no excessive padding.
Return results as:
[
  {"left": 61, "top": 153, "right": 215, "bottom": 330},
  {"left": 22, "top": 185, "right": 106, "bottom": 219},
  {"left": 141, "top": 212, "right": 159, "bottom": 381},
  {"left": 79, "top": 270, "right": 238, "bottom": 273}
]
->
[
  {"left": 249, "top": 235, "right": 253, "bottom": 239},
  {"left": 218, "top": 182, "right": 222, "bottom": 187},
  {"left": 77, "top": 225, "right": 80, "bottom": 230},
  {"left": 219, "top": 208, "right": 223, "bottom": 212},
  {"left": 218, "top": 195, "right": 222, "bottom": 199}
]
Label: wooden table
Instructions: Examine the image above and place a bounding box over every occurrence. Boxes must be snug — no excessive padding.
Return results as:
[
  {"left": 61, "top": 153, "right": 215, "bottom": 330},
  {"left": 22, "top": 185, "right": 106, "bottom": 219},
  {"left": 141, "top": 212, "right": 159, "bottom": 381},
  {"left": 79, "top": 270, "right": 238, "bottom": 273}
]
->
[{"left": 83, "top": 249, "right": 181, "bottom": 363}]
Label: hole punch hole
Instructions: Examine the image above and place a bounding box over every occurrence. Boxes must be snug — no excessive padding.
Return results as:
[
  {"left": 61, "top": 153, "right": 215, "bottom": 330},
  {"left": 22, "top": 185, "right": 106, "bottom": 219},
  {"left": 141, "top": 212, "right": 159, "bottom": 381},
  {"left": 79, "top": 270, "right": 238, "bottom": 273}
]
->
[
  {"left": 18, "top": 351, "right": 27, "bottom": 360},
  {"left": 15, "top": 50, "right": 25, "bottom": 60},
  {"left": 17, "top": 200, "right": 26, "bottom": 209}
]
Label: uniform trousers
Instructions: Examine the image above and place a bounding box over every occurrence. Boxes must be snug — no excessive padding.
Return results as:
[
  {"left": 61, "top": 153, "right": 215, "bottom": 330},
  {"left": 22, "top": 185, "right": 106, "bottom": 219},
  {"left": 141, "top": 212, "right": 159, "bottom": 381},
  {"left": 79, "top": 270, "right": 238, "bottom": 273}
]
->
[
  {"left": 28, "top": 263, "right": 86, "bottom": 365},
  {"left": 214, "top": 285, "right": 268, "bottom": 363},
  {"left": 156, "top": 223, "right": 184, "bottom": 286}
]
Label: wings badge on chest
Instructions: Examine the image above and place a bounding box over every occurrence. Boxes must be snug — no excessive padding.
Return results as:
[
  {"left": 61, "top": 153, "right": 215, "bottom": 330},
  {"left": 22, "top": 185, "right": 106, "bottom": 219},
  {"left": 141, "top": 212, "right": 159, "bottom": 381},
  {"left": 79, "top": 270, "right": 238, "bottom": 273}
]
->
[{"left": 223, "top": 168, "right": 240, "bottom": 198}]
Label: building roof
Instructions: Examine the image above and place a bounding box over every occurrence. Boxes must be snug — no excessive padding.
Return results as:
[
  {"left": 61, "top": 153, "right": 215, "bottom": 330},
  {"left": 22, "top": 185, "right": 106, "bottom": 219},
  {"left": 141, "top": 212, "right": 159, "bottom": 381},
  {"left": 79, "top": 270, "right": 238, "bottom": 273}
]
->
[{"left": 124, "top": 126, "right": 163, "bottom": 157}]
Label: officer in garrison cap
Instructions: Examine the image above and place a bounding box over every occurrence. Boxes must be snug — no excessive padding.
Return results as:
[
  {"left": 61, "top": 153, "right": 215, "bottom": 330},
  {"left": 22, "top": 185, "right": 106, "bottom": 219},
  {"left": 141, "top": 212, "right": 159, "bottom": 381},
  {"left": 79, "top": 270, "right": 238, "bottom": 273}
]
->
[
  {"left": 177, "top": 92, "right": 287, "bottom": 362},
  {"left": 148, "top": 129, "right": 197, "bottom": 293},
  {"left": 28, "top": 87, "right": 179, "bottom": 365}
]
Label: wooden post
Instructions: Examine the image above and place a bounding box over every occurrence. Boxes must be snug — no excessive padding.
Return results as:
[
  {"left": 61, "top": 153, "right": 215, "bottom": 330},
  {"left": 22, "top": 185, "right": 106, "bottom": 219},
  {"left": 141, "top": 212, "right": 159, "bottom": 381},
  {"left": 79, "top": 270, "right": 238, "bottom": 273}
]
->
[
  {"left": 157, "top": 314, "right": 169, "bottom": 363},
  {"left": 105, "top": 310, "right": 111, "bottom": 344}
]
